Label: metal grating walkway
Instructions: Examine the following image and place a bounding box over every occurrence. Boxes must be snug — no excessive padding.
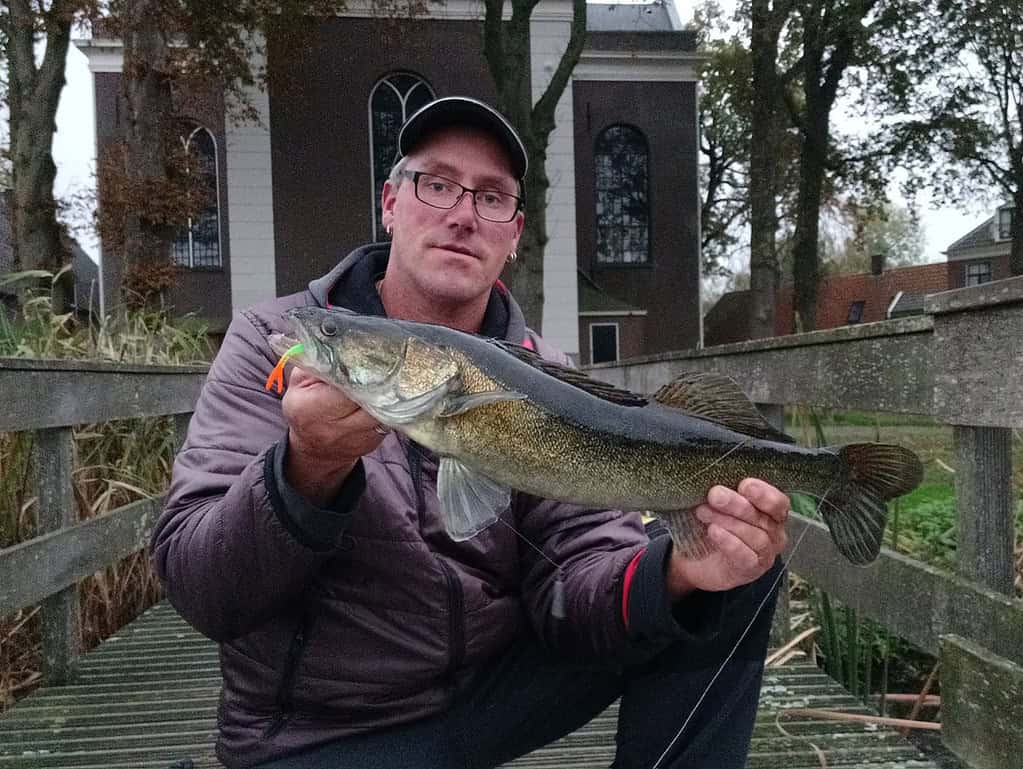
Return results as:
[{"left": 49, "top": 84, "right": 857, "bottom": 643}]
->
[{"left": 0, "top": 603, "right": 939, "bottom": 768}]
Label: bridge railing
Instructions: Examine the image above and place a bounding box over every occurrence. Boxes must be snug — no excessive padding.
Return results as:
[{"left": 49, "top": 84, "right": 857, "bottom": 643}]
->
[
  {"left": 587, "top": 276, "right": 1023, "bottom": 769},
  {"left": 0, "top": 358, "right": 206, "bottom": 684},
  {"left": 4, "top": 279, "right": 1022, "bottom": 766}
]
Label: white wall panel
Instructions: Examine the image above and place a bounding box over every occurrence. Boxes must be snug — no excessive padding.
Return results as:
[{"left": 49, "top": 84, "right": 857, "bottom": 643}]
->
[
  {"left": 225, "top": 46, "right": 277, "bottom": 312},
  {"left": 530, "top": 16, "right": 578, "bottom": 355}
]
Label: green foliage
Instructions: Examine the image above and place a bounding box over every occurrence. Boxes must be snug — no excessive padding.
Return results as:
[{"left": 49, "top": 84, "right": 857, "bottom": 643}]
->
[
  {"left": 0, "top": 291, "right": 211, "bottom": 365},
  {"left": 697, "top": 37, "right": 754, "bottom": 275},
  {"left": 694, "top": 0, "right": 935, "bottom": 284},
  {"left": 866, "top": 0, "right": 1023, "bottom": 212}
]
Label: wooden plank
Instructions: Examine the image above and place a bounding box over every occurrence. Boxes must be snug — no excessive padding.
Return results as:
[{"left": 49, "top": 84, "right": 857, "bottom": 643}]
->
[
  {"left": 32, "top": 427, "right": 79, "bottom": 684},
  {"left": 0, "top": 604, "right": 938, "bottom": 769},
  {"left": 0, "top": 497, "right": 163, "bottom": 615},
  {"left": 941, "top": 634, "right": 1023, "bottom": 769},
  {"left": 784, "top": 514, "right": 1023, "bottom": 663},
  {"left": 587, "top": 316, "right": 935, "bottom": 415},
  {"left": 954, "top": 425, "right": 1016, "bottom": 594},
  {"left": 929, "top": 283, "right": 1023, "bottom": 428},
  {"left": 0, "top": 359, "right": 206, "bottom": 432}
]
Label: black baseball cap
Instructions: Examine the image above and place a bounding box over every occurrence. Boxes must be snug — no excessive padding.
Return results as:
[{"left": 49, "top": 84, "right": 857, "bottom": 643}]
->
[{"left": 397, "top": 96, "right": 528, "bottom": 181}]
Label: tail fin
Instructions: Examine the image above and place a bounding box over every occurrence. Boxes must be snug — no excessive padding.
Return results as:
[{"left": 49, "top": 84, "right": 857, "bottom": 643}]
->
[{"left": 818, "top": 443, "right": 923, "bottom": 565}]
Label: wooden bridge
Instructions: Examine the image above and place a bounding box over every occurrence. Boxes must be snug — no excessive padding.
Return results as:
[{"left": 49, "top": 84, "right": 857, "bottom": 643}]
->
[{"left": 3, "top": 278, "right": 1023, "bottom": 769}]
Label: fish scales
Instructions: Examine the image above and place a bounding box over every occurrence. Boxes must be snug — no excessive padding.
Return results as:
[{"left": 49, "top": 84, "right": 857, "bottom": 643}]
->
[{"left": 404, "top": 346, "right": 841, "bottom": 512}]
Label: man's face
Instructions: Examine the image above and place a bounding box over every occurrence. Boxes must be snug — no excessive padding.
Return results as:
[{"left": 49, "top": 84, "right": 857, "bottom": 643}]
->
[{"left": 380, "top": 126, "right": 524, "bottom": 307}]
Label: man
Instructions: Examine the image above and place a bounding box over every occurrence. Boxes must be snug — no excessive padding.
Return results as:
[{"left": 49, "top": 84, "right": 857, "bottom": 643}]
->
[{"left": 154, "top": 96, "right": 789, "bottom": 769}]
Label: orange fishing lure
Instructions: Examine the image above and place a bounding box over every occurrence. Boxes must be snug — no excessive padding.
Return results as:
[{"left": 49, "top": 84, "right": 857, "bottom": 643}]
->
[{"left": 264, "top": 343, "right": 305, "bottom": 394}]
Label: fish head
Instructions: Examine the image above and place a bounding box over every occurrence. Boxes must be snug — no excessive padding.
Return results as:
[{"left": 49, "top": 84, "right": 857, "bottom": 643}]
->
[{"left": 277, "top": 307, "right": 461, "bottom": 422}]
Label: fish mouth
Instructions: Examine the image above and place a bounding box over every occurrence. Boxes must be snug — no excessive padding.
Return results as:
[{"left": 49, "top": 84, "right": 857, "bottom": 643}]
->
[{"left": 268, "top": 332, "right": 300, "bottom": 358}]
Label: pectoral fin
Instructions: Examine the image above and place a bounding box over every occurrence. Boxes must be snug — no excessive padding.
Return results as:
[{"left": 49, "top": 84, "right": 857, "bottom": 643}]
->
[{"left": 438, "top": 457, "right": 511, "bottom": 541}]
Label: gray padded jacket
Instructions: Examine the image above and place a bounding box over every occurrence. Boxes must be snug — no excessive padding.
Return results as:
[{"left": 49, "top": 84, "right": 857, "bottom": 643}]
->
[{"left": 153, "top": 244, "right": 726, "bottom": 767}]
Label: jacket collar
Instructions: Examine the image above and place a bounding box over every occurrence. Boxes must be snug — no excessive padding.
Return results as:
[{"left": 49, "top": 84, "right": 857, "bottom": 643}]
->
[{"left": 307, "top": 242, "right": 529, "bottom": 344}]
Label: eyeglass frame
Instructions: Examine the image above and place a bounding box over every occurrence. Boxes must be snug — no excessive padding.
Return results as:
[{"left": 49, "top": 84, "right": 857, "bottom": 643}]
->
[{"left": 398, "top": 170, "right": 524, "bottom": 223}]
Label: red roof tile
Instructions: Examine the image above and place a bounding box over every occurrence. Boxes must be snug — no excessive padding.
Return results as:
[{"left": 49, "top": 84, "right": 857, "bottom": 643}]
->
[{"left": 774, "top": 262, "right": 950, "bottom": 333}]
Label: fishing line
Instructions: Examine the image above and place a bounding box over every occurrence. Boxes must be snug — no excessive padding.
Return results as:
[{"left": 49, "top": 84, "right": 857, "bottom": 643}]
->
[
  {"left": 648, "top": 488, "right": 825, "bottom": 769},
  {"left": 497, "top": 516, "right": 564, "bottom": 572},
  {"left": 678, "top": 437, "right": 752, "bottom": 484}
]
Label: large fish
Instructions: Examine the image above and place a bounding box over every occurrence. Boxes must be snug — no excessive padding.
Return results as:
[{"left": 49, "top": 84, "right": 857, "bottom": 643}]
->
[{"left": 270, "top": 307, "right": 923, "bottom": 565}]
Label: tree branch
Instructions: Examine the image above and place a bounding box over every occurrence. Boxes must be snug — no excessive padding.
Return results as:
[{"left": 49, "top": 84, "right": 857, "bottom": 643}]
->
[
  {"left": 36, "top": 1, "right": 73, "bottom": 115},
  {"left": 8, "top": 0, "right": 39, "bottom": 100},
  {"left": 531, "top": 0, "right": 586, "bottom": 137}
]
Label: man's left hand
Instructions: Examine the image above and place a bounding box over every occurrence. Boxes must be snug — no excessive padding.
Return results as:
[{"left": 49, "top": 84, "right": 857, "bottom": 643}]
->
[{"left": 666, "top": 478, "right": 789, "bottom": 598}]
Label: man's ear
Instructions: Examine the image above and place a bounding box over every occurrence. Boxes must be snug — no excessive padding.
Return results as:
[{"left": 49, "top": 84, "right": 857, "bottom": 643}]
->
[{"left": 381, "top": 180, "right": 397, "bottom": 230}]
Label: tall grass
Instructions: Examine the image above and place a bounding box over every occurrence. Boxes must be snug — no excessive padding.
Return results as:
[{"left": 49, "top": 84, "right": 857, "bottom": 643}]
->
[{"left": 0, "top": 282, "right": 211, "bottom": 712}]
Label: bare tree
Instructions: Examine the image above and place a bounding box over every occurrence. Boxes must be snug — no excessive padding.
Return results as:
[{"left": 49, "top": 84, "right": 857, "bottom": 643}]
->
[
  {"left": 748, "top": 0, "right": 793, "bottom": 338},
  {"left": 2, "top": 1, "right": 97, "bottom": 308},
  {"left": 482, "top": 0, "right": 586, "bottom": 332}
]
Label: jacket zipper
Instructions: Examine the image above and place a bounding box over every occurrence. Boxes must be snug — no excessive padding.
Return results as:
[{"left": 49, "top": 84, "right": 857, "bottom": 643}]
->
[
  {"left": 263, "top": 613, "right": 311, "bottom": 739},
  {"left": 405, "top": 439, "right": 466, "bottom": 679},
  {"left": 438, "top": 560, "right": 465, "bottom": 676}
]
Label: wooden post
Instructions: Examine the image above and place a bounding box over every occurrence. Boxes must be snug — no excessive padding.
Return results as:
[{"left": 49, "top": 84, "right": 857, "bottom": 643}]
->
[
  {"left": 759, "top": 403, "right": 791, "bottom": 645},
  {"left": 31, "top": 426, "right": 80, "bottom": 684},
  {"left": 954, "top": 425, "right": 1015, "bottom": 596}
]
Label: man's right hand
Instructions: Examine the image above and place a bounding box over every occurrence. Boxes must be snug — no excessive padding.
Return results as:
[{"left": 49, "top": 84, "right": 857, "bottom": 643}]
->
[{"left": 281, "top": 367, "right": 387, "bottom": 505}]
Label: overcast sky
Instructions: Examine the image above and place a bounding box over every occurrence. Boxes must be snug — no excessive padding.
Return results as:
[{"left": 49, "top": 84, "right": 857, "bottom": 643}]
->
[{"left": 46, "top": 2, "right": 987, "bottom": 265}]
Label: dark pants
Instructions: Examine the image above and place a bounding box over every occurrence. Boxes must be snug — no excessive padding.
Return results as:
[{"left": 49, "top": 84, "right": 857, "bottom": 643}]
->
[{"left": 259, "top": 559, "right": 781, "bottom": 769}]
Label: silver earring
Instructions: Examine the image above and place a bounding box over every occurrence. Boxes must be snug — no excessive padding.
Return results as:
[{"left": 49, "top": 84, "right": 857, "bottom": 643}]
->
[
  {"left": 507, "top": 251, "right": 518, "bottom": 263},
  {"left": 386, "top": 225, "right": 393, "bottom": 236}
]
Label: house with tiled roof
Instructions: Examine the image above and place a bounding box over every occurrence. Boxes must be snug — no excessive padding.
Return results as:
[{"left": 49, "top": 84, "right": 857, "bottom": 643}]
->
[
  {"left": 703, "top": 255, "right": 951, "bottom": 346},
  {"left": 943, "top": 204, "right": 1014, "bottom": 288},
  {"left": 773, "top": 258, "right": 950, "bottom": 335}
]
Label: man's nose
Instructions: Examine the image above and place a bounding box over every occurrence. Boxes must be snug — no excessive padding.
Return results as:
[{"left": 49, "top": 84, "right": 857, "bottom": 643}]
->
[{"left": 446, "top": 191, "right": 478, "bottom": 227}]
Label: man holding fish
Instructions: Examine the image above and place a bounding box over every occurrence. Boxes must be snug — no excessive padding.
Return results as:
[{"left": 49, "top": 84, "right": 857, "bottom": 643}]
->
[{"left": 155, "top": 97, "right": 920, "bottom": 769}]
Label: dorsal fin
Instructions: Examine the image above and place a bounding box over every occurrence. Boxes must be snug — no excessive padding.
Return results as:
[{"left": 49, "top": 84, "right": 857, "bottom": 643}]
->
[
  {"left": 491, "top": 340, "right": 648, "bottom": 408},
  {"left": 652, "top": 372, "right": 796, "bottom": 443}
]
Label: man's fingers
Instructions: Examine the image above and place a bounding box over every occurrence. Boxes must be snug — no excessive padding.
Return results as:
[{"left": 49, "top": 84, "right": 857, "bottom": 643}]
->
[
  {"left": 702, "top": 512, "right": 770, "bottom": 554},
  {"left": 704, "top": 486, "right": 777, "bottom": 532},
  {"left": 706, "top": 524, "right": 760, "bottom": 571},
  {"left": 736, "top": 478, "right": 790, "bottom": 522}
]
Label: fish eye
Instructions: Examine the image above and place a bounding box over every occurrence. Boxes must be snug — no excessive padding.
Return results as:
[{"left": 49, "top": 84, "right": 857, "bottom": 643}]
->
[{"left": 320, "top": 318, "right": 338, "bottom": 337}]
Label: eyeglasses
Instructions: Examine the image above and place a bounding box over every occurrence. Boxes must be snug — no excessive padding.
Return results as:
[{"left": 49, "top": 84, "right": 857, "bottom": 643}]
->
[{"left": 400, "top": 171, "right": 522, "bottom": 223}]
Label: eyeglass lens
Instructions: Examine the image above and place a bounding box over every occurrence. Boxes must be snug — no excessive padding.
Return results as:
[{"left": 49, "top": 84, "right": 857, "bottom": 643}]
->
[{"left": 414, "top": 173, "right": 519, "bottom": 222}]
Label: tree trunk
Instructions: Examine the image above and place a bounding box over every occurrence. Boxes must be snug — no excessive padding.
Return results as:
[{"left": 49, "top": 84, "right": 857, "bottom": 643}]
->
[
  {"left": 512, "top": 153, "right": 550, "bottom": 332},
  {"left": 483, "top": 0, "right": 586, "bottom": 333},
  {"left": 748, "top": 0, "right": 790, "bottom": 339},
  {"left": 6, "top": 0, "right": 74, "bottom": 309},
  {"left": 786, "top": 0, "right": 870, "bottom": 331},
  {"left": 791, "top": 114, "right": 829, "bottom": 331},
  {"left": 119, "top": 0, "right": 178, "bottom": 307},
  {"left": 1012, "top": 194, "right": 1023, "bottom": 277}
]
